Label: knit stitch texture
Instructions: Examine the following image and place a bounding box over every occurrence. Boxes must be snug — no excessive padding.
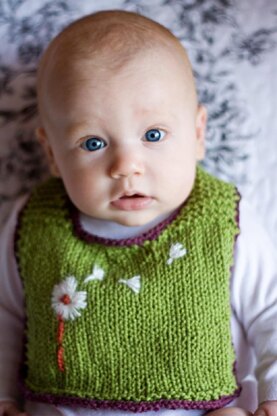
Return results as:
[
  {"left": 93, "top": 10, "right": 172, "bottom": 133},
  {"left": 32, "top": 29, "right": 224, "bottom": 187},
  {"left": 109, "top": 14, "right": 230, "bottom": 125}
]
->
[{"left": 16, "top": 167, "right": 240, "bottom": 410}]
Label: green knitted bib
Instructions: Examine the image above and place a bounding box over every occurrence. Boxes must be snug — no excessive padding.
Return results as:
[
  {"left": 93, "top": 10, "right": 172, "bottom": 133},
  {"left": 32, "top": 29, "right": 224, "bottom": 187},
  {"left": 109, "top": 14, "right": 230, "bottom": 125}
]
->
[{"left": 17, "top": 167, "right": 240, "bottom": 411}]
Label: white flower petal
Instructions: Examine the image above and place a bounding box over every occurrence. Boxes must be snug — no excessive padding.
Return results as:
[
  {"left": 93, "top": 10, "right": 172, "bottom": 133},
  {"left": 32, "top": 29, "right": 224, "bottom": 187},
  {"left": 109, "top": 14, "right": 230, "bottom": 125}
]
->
[
  {"left": 62, "top": 306, "right": 71, "bottom": 321},
  {"left": 178, "top": 248, "right": 187, "bottom": 257},
  {"left": 84, "top": 265, "right": 105, "bottom": 284},
  {"left": 72, "top": 291, "right": 87, "bottom": 309},
  {"left": 167, "top": 243, "right": 187, "bottom": 265},
  {"left": 52, "top": 285, "right": 64, "bottom": 303},
  {"left": 68, "top": 307, "right": 81, "bottom": 320},
  {"left": 51, "top": 276, "right": 88, "bottom": 321},
  {"left": 119, "top": 275, "right": 141, "bottom": 294},
  {"left": 65, "top": 276, "right": 78, "bottom": 297}
]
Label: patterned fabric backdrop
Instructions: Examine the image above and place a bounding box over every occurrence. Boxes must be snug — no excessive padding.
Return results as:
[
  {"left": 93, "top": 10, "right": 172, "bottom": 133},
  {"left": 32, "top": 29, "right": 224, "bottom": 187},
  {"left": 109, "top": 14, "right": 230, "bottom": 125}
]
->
[{"left": 0, "top": 0, "right": 276, "bottom": 243}]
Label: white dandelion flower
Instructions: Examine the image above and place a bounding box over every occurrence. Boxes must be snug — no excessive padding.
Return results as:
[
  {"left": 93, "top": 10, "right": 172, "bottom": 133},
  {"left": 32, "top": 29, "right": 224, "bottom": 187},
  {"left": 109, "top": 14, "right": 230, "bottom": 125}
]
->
[
  {"left": 118, "top": 275, "right": 141, "bottom": 294},
  {"left": 84, "top": 264, "right": 105, "bottom": 284},
  {"left": 167, "top": 242, "right": 187, "bottom": 265},
  {"left": 51, "top": 276, "right": 87, "bottom": 320}
]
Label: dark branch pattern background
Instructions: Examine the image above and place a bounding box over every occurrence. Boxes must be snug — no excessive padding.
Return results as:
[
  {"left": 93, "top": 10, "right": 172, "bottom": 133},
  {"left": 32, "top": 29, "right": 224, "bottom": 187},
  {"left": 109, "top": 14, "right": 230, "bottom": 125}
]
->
[{"left": 0, "top": 0, "right": 276, "bottom": 242}]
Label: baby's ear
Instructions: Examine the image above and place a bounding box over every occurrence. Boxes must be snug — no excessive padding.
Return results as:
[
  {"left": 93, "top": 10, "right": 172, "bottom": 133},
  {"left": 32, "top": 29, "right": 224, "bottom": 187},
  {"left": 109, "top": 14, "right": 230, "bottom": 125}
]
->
[
  {"left": 195, "top": 105, "right": 207, "bottom": 161},
  {"left": 35, "top": 127, "right": 61, "bottom": 177}
]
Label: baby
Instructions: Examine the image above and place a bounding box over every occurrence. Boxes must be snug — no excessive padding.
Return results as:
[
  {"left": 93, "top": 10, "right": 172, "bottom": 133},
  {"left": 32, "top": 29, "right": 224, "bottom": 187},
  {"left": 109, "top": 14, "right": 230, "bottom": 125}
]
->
[{"left": 0, "top": 9, "right": 277, "bottom": 416}]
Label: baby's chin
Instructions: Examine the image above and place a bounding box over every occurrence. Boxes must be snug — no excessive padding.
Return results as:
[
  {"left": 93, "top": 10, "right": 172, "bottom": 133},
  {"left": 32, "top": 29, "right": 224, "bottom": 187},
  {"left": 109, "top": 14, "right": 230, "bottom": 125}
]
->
[
  {"left": 112, "top": 216, "right": 154, "bottom": 228},
  {"left": 110, "top": 208, "right": 178, "bottom": 228},
  {"left": 107, "top": 211, "right": 162, "bottom": 228}
]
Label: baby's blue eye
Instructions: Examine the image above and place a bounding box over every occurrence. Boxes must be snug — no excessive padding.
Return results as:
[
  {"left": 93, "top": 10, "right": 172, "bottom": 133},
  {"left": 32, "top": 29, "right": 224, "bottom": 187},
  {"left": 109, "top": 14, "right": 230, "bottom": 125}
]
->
[
  {"left": 144, "top": 129, "right": 165, "bottom": 142},
  {"left": 81, "top": 137, "right": 106, "bottom": 152}
]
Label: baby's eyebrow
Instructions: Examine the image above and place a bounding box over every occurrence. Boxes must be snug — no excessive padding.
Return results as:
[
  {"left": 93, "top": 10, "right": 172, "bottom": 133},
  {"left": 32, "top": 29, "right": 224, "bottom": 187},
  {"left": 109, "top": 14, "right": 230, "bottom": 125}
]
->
[
  {"left": 65, "top": 118, "right": 104, "bottom": 136},
  {"left": 64, "top": 109, "right": 179, "bottom": 139},
  {"left": 148, "top": 106, "right": 182, "bottom": 119}
]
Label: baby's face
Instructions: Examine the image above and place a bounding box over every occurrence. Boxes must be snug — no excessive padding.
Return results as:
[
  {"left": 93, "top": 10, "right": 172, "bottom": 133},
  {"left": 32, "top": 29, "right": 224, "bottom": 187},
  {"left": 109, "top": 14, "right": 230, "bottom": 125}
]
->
[{"left": 39, "top": 48, "right": 206, "bottom": 226}]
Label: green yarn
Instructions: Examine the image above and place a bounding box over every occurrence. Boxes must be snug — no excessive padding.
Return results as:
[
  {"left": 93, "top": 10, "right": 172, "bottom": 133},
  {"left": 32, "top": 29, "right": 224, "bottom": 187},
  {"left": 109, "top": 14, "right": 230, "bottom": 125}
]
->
[{"left": 17, "top": 166, "right": 240, "bottom": 404}]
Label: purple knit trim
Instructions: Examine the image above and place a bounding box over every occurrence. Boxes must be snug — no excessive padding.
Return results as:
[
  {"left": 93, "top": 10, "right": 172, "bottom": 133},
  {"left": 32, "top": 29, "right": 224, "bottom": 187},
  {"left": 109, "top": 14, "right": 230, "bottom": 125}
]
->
[
  {"left": 68, "top": 199, "right": 182, "bottom": 247},
  {"left": 22, "top": 387, "right": 241, "bottom": 413},
  {"left": 13, "top": 197, "right": 30, "bottom": 385},
  {"left": 13, "top": 196, "right": 30, "bottom": 272}
]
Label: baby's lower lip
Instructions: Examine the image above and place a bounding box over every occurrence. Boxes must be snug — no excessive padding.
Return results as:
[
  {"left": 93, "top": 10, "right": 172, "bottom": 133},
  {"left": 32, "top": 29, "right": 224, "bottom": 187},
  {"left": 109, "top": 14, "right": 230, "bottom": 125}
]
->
[{"left": 111, "top": 196, "right": 153, "bottom": 211}]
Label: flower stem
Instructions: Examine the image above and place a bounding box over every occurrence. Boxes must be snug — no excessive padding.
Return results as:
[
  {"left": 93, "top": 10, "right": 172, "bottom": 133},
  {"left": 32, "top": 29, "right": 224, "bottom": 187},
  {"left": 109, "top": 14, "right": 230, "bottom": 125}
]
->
[{"left": 57, "top": 315, "right": 65, "bottom": 372}]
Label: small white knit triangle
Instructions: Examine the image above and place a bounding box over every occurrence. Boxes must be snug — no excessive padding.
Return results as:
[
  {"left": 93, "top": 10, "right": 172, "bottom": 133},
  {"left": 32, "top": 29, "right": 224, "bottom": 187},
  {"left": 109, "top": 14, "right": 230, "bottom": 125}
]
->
[
  {"left": 84, "top": 264, "right": 105, "bottom": 284},
  {"left": 118, "top": 275, "right": 141, "bottom": 294},
  {"left": 167, "top": 242, "right": 187, "bottom": 265}
]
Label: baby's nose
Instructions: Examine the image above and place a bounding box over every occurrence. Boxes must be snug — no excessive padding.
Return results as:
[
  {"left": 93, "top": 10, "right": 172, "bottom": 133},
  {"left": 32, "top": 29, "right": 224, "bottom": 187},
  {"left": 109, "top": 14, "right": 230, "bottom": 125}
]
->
[{"left": 109, "top": 150, "right": 144, "bottom": 179}]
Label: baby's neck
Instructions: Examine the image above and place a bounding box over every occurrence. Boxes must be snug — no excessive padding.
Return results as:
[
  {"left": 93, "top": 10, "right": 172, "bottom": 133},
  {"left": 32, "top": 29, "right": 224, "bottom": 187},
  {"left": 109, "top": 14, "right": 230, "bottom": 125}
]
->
[{"left": 80, "top": 211, "right": 175, "bottom": 240}]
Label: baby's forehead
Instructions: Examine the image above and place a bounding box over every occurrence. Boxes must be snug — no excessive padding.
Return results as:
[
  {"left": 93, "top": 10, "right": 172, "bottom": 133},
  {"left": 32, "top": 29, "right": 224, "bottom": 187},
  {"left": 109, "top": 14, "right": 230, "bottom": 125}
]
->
[
  {"left": 40, "top": 11, "right": 191, "bottom": 78},
  {"left": 48, "top": 10, "right": 183, "bottom": 59},
  {"left": 37, "top": 11, "right": 196, "bottom": 118}
]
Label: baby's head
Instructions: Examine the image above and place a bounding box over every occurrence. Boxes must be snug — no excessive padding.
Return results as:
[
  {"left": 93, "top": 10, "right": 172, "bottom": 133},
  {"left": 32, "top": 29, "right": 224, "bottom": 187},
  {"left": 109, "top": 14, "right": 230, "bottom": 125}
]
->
[{"left": 36, "top": 10, "right": 207, "bottom": 226}]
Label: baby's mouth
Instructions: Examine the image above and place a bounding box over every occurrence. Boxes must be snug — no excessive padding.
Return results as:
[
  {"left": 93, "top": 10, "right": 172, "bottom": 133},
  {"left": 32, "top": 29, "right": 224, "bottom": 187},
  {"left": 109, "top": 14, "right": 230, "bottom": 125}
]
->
[
  {"left": 120, "top": 193, "right": 143, "bottom": 198},
  {"left": 111, "top": 193, "right": 153, "bottom": 211}
]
